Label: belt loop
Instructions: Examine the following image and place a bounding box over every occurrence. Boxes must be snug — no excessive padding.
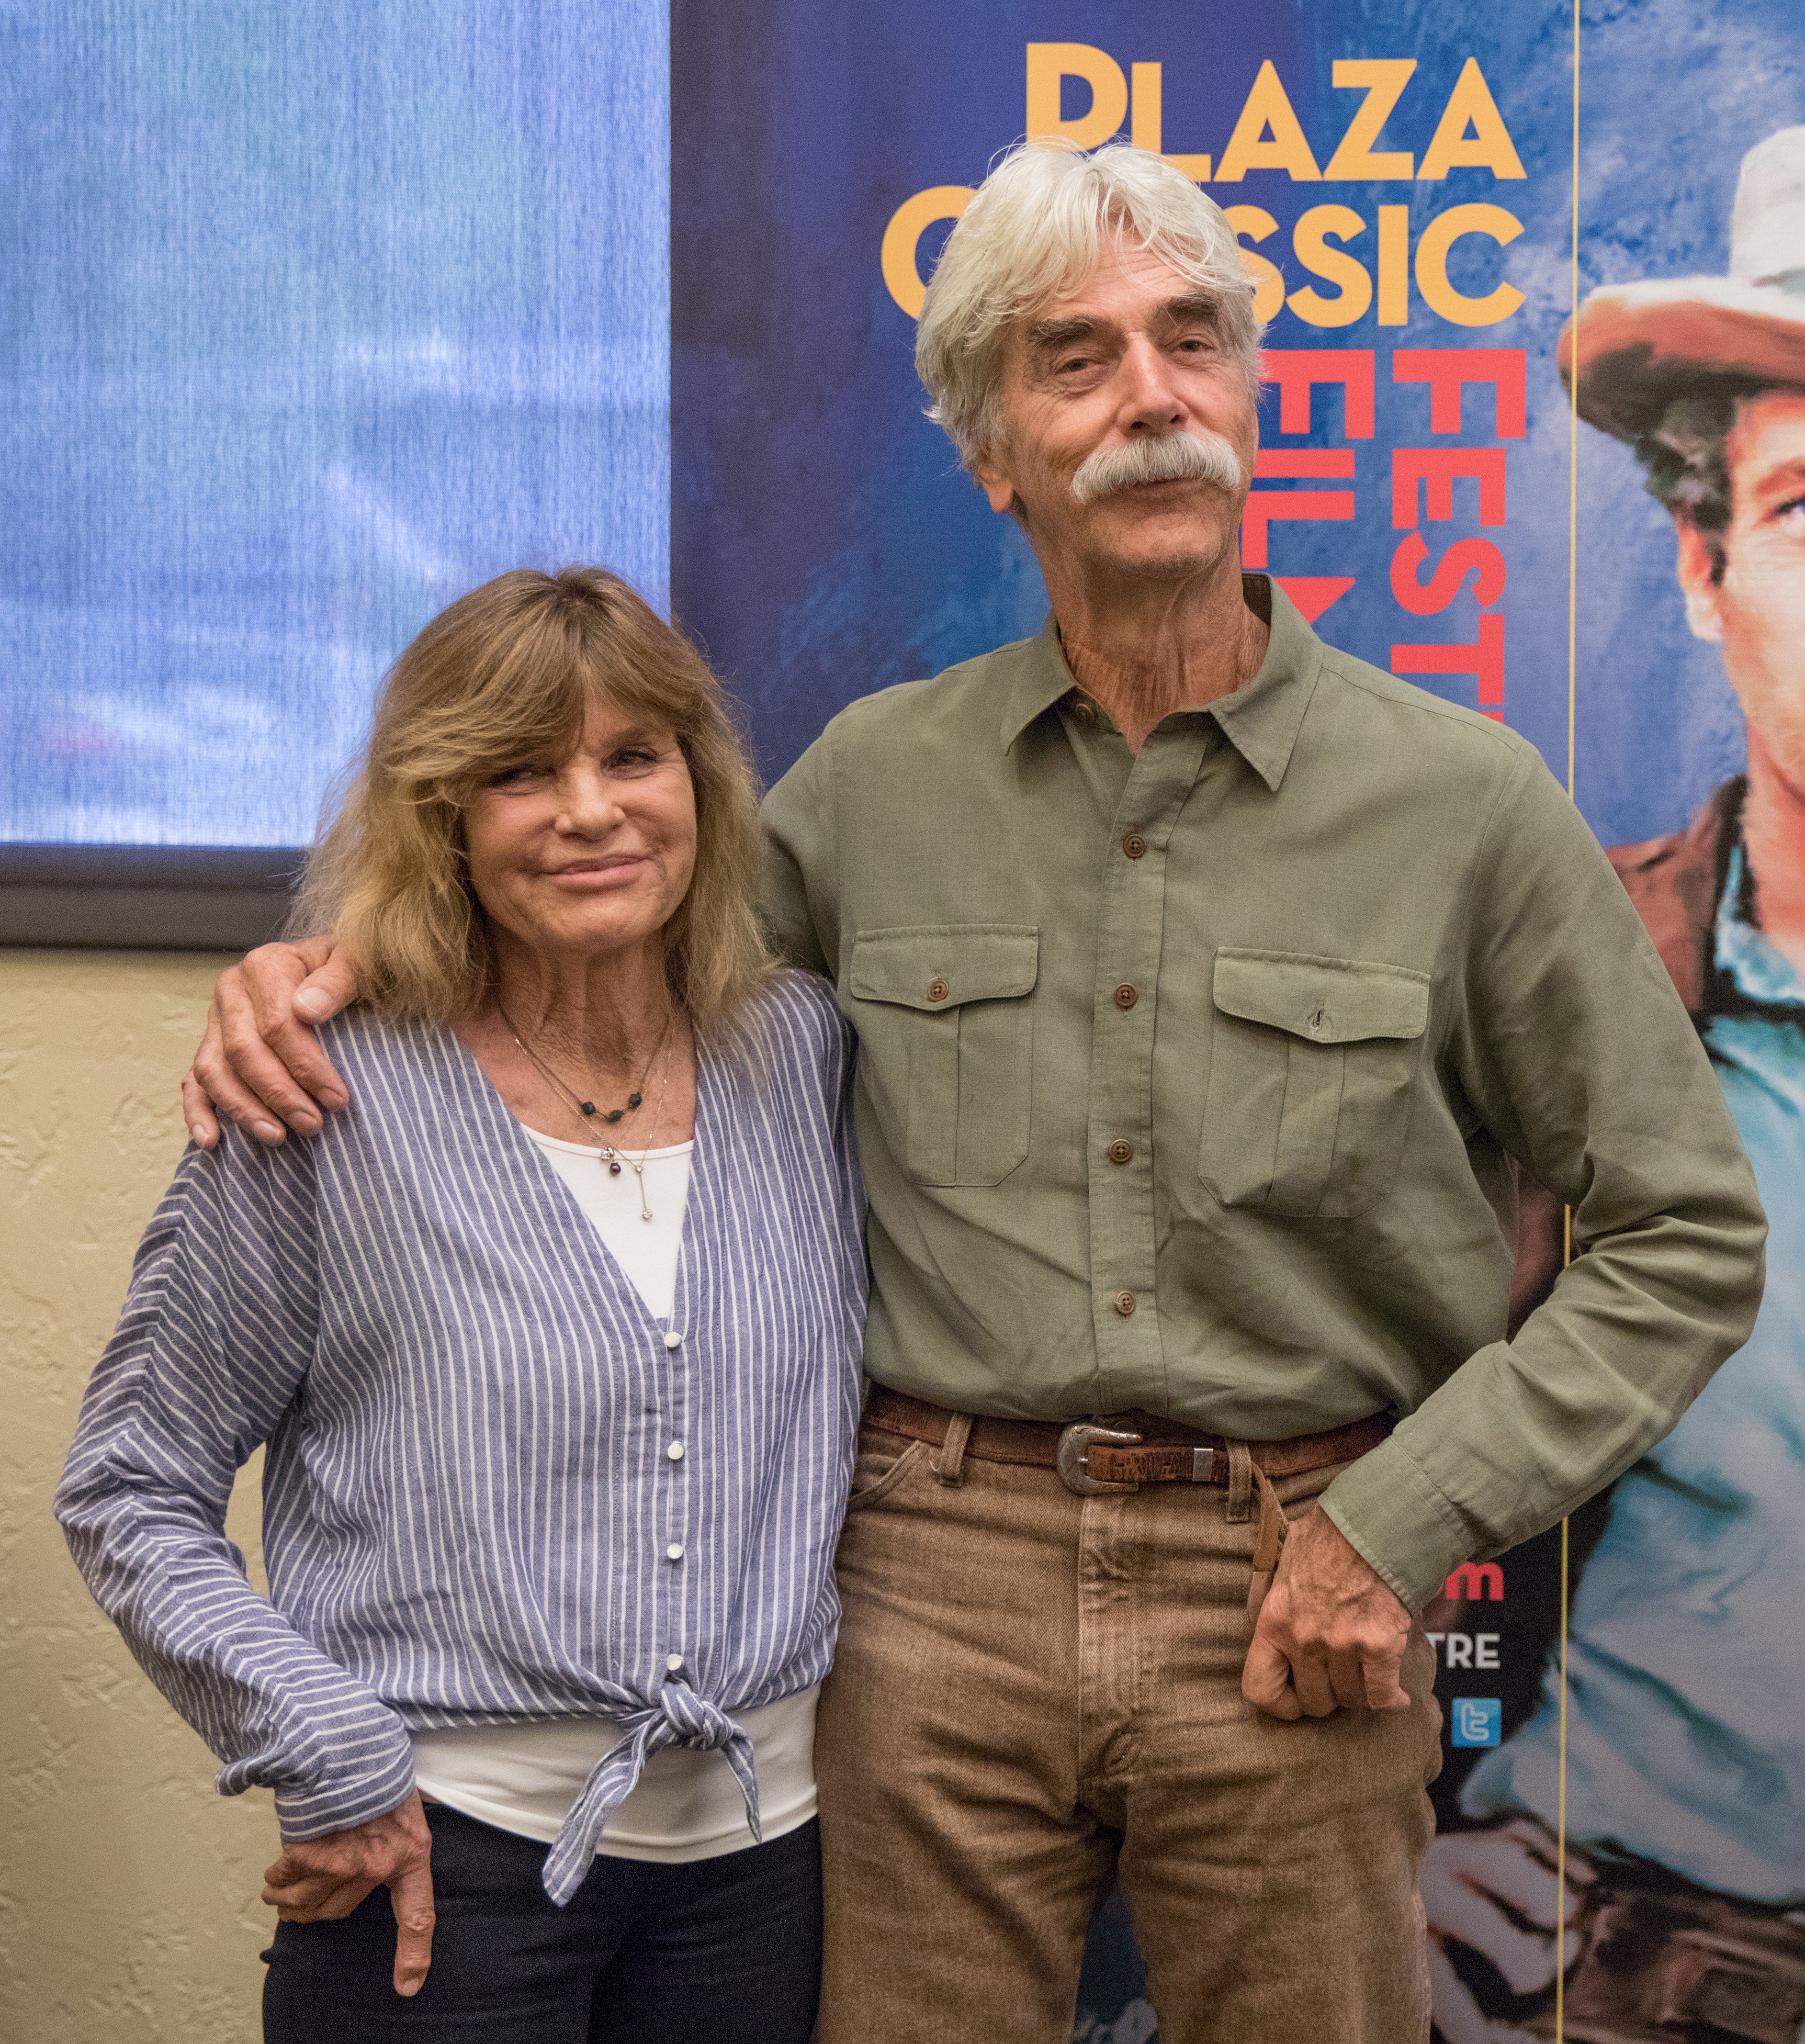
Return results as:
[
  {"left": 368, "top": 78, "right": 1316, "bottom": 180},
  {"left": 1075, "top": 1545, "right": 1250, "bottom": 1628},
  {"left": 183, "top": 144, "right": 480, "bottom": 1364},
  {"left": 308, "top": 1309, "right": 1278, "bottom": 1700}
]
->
[
  {"left": 1248, "top": 1465, "right": 1290, "bottom": 1616},
  {"left": 930, "top": 1411, "right": 974, "bottom": 1486},
  {"left": 1225, "top": 1438, "right": 1254, "bottom": 1524}
]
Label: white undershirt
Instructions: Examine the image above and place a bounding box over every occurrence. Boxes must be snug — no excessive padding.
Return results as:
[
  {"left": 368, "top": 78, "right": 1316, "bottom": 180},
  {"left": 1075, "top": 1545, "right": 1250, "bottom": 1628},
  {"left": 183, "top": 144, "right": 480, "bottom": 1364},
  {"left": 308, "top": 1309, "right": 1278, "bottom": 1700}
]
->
[
  {"left": 411, "top": 1691, "right": 819, "bottom": 1865},
  {"left": 410, "top": 1129, "right": 819, "bottom": 1863},
  {"left": 523, "top": 1128, "right": 694, "bottom": 1318}
]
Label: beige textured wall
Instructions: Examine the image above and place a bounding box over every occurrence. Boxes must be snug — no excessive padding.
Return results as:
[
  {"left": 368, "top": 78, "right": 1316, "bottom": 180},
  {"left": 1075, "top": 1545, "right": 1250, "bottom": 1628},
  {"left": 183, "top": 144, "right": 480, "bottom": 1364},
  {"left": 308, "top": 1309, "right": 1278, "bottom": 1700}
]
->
[{"left": 3, "top": 951, "right": 274, "bottom": 2044}]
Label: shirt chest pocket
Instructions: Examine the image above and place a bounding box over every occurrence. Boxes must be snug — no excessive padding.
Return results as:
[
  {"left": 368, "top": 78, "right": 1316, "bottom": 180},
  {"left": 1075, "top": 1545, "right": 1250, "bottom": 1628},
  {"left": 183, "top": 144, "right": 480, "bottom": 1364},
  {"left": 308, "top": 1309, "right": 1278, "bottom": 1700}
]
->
[
  {"left": 1200, "top": 949, "right": 1429, "bottom": 1220},
  {"left": 848, "top": 925, "right": 1038, "bottom": 1188}
]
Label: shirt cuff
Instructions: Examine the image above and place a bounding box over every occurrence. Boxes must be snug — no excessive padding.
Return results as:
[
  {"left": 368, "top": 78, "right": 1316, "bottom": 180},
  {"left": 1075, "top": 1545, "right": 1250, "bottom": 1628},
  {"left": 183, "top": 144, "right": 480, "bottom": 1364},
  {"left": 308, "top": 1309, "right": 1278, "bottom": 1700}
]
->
[
  {"left": 257, "top": 1727, "right": 418, "bottom": 1843},
  {"left": 1317, "top": 1439, "right": 1472, "bottom": 1614}
]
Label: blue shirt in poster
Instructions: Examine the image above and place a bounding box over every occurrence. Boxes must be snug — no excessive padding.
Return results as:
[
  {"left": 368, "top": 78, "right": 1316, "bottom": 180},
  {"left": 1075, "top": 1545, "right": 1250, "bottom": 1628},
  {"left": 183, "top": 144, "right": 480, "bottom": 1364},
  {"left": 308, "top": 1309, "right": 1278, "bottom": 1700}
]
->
[{"left": 1463, "top": 847, "right": 1805, "bottom": 1904}]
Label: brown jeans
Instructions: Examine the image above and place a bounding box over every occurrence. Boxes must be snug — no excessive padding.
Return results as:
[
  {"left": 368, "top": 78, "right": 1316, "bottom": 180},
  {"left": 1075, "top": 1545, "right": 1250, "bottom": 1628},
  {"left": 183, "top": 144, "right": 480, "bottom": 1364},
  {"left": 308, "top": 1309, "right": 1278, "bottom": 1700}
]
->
[{"left": 815, "top": 1420, "right": 1442, "bottom": 2044}]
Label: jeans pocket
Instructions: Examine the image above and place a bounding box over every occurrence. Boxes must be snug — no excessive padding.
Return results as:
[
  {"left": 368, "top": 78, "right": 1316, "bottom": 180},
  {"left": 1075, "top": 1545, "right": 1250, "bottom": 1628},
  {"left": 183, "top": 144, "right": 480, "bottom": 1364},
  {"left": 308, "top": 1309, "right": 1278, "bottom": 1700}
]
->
[{"left": 844, "top": 1429, "right": 929, "bottom": 1512}]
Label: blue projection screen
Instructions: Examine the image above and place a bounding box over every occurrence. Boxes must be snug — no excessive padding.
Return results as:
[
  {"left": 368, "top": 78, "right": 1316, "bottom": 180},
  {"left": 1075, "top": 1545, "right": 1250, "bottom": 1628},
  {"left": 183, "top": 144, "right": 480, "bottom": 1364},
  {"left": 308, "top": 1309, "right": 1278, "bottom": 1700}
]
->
[{"left": 1, "top": 0, "right": 669, "bottom": 895}]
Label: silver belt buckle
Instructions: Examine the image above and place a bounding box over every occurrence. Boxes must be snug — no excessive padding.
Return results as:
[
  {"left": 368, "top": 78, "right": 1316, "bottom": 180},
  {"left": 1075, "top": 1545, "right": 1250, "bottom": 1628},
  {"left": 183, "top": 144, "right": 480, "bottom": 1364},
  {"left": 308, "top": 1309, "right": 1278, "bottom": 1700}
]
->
[{"left": 1056, "top": 1422, "right": 1144, "bottom": 1495}]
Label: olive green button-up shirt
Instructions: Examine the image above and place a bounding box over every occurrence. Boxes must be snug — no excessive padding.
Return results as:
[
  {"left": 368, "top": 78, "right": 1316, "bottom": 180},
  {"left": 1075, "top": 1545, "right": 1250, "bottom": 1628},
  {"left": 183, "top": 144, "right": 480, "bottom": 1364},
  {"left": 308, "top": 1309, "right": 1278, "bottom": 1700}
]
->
[{"left": 760, "top": 578, "right": 1765, "bottom": 1610}]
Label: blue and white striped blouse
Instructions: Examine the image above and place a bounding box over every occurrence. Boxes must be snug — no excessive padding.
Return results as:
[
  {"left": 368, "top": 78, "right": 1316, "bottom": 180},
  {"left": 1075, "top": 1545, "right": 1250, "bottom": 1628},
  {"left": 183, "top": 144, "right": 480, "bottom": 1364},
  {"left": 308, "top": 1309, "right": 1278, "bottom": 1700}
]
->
[{"left": 56, "top": 971, "right": 866, "bottom": 1905}]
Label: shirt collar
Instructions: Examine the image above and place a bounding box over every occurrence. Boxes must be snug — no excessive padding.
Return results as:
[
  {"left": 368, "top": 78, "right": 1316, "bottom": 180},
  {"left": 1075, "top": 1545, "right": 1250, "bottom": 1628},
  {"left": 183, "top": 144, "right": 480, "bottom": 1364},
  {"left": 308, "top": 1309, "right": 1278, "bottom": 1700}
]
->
[
  {"left": 1206, "top": 577, "right": 1323, "bottom": 792},
  {"left": 1716, "top": 841, "right": 1805, "bottom": 1007},
  {"left": 998, "top": 575, "right": 1323, "bottom": 791},
  {"left": 997, "top": 616, "right": 1085, "bottom": 753}
]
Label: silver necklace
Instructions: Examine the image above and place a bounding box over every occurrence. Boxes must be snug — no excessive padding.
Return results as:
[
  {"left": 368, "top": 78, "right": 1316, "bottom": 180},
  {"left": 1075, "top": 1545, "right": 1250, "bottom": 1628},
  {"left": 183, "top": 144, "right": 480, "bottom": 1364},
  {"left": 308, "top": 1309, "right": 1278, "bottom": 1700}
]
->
[
  {"left": 500, "top": 1005, "right": 676, "bottom": 1222},
  {"left": 599, "top": 1052, "right": 673, "bottom": 1222}
]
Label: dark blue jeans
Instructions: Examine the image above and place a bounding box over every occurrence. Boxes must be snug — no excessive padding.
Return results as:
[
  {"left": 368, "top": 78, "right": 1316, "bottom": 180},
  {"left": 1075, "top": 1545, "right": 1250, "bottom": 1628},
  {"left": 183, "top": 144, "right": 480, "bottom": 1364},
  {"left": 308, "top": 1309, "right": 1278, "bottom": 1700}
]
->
[{"left": 262, "top": 1805, "right": 822, "bottom": 2043}]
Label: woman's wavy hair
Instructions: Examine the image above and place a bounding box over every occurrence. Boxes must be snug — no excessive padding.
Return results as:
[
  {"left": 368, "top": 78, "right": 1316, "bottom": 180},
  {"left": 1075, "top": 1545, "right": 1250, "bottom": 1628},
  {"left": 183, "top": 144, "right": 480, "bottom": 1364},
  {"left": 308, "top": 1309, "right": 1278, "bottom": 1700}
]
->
[{"left": 291, "top": 567, "right": 775, "bottom": 1035}]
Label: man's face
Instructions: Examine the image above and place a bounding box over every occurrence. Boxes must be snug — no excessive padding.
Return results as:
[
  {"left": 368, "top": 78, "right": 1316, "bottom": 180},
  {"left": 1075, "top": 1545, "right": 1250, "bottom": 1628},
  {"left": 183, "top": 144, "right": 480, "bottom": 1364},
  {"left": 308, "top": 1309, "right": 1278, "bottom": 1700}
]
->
[
  {"left": 972, "top": 245, "right": 1260, "bottom": 591},
  {"left": 1677, "top": 389, "right": 1805, "bottom": 791}
]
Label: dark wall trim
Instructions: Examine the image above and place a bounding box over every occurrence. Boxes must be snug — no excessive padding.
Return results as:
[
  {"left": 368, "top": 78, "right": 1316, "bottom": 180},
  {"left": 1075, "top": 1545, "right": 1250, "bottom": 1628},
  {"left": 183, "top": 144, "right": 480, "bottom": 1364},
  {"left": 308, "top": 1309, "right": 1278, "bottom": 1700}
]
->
[{"left": 0, "top": 846, "right": 304, "bottom": 951}]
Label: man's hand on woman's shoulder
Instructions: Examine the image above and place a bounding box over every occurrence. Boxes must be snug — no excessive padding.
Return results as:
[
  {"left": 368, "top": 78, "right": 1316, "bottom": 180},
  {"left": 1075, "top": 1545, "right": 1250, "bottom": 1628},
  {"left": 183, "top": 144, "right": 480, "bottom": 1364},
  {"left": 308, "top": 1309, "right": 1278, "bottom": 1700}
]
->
[{"left": 183, "top": 936, "right": 361, "bottom": 1149}]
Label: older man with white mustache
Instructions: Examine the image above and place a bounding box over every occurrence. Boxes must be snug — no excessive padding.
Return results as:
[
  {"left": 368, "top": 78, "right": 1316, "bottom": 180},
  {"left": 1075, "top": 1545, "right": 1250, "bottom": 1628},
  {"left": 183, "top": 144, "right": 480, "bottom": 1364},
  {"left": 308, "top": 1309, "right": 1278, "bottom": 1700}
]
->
[
  {"left": 1069, "top": 423, "right": 1247, "bottom": 504},
  {"left": 181, "top": 143, "right": 1763, "bottom": 2043}
]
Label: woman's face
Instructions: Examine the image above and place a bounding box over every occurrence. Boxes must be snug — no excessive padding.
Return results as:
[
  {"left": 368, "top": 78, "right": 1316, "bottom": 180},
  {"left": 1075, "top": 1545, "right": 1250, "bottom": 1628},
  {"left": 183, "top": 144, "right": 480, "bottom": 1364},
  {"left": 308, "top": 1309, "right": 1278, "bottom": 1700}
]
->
[{"left": 463, "top": 698, "right": 698, "bottom": 966}]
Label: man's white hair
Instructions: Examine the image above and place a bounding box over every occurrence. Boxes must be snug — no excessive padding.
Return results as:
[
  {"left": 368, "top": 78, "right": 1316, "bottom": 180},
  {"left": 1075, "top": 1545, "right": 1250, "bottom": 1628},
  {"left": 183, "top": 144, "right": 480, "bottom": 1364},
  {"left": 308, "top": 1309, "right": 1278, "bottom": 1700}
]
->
[{"left": 916, "top": 141, "right": 1265, "bottom": 468}]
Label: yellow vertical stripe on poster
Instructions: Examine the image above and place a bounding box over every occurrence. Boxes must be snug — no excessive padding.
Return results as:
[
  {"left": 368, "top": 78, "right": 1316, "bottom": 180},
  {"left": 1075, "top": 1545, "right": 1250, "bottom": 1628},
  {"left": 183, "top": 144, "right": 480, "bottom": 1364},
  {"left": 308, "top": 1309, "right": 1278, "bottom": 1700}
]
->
[{"left": 1557, "top": 10, "right": 1581, "bottom": 2037}]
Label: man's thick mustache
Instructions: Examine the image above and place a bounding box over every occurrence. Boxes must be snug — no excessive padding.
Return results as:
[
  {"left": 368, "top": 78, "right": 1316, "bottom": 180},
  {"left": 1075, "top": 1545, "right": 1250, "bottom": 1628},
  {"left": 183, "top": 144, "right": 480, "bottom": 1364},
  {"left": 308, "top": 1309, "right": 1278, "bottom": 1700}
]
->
[{"left": 1069, "top": 431, "right": 1246, "bottom": 506}]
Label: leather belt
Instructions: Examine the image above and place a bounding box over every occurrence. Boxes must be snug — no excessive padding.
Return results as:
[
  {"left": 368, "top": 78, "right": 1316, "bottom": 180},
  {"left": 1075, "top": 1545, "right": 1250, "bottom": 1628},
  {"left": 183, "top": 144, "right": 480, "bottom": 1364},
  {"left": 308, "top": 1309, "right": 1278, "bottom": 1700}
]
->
[{"left": 862, "top": 1386, "right": 1393, "bottom": 1498}]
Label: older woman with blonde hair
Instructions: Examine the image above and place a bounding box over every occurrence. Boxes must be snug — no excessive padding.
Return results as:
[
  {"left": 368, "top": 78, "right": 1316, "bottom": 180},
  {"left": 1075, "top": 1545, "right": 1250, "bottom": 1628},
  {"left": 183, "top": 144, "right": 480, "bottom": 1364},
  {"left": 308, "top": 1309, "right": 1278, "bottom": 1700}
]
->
[{"left": 56, "top": 568, "right": 866, "bottom": 2044}]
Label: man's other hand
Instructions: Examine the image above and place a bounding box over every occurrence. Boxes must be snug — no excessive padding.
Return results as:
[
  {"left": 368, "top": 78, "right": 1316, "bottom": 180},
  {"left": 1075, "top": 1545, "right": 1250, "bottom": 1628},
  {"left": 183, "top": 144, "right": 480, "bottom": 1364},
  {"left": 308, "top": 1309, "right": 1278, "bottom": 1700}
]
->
[
  {"left": 1241, "top": 1504, "right": 1413, "bottom": 1719},
  {"left": 183, "top": 937, "right": 360, "bottom": 1149},
  {"left": 262, "top": 1789, "right": 436, "bottom": 1997},
  {"left": 1420, "top": 1818, "right": 1593, "bottom": 2043}
]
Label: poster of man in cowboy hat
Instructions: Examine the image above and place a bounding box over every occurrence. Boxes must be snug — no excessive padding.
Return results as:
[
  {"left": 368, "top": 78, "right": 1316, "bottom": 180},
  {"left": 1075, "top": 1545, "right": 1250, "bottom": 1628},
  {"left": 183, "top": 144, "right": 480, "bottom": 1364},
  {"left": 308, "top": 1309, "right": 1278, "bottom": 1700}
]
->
[{"left": 1424, "top": 125, "right": 1805, "bottom": 2044}]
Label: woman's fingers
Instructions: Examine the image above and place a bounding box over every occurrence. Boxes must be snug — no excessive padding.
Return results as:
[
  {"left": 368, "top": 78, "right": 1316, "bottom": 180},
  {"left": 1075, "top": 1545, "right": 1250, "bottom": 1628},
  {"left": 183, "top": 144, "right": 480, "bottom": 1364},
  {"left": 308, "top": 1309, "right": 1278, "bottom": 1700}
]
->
[
  {"left": 309, "top": 1876, "right": 381, "bottom": 1923},
  {"left": 388, "top": 1856, "right": 437, "bottom": 1998},
  {"left": 267, "top": 1875, "right": 379, "bottom": 1922},
  {"left": 260, "top": 1796, "right": 434, "bottom": 1997},
  {"left": 261, "top": 1854, "right": 355, "bottom": 1915},
  {"left": 261, "top": 1796, "right": 434, "bottom": 1995}
]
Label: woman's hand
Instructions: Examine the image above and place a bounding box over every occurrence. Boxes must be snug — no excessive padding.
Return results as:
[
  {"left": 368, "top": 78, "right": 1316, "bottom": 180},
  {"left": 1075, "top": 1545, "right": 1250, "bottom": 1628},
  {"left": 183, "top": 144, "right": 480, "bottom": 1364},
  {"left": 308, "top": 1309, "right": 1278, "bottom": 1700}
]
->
[
  {"left": 183, "top": 937, "right": 360, "bottom": 1149},
  {"left": 262, "top": 1789, "right": 437, "bottom": 1997}
]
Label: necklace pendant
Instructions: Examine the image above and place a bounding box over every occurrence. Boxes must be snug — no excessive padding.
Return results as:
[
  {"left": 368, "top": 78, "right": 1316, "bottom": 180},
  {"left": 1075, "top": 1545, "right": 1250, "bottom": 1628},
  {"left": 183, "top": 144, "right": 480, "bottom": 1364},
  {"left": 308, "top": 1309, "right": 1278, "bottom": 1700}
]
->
[{"left": 607, "top": 1158, "right": 623, "bottom": 1177}]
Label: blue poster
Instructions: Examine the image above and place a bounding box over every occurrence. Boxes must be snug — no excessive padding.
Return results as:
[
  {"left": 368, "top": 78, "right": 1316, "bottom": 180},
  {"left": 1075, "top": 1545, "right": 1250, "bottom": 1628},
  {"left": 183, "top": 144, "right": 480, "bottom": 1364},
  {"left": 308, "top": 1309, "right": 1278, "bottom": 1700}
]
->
[{"left": 671, "top": 4, "right": 1805, "bottom": 2038}]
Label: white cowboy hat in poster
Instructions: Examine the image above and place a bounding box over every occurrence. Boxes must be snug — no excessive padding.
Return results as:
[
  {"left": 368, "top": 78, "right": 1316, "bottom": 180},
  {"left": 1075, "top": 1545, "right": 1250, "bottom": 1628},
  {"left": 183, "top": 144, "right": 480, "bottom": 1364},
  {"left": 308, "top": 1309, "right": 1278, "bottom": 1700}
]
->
[{"left": 1562, "top": 124, "right": 1805, "bottom": 442}]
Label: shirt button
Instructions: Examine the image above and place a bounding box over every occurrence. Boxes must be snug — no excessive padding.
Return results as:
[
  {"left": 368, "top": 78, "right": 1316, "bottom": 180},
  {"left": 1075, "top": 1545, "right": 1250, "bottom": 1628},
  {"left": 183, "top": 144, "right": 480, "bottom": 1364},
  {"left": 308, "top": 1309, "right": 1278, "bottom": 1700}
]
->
[
  {"left": 1122, "top": 832, "right": 1147, "bottom": 860},
  {"left": 666, "top": 1543, "right": 684, "bottom": 1562},
  {"left": 927, "top": 976, "right": 950, "bottom": 1003},
  {"left": 1113, "top": 1289, "right": 1137, "bottom": 1318},
  {"left": 667, "top": 1441, "right": 685, "bottom": 1462},
  {"left": 1113, "top": 983, "right": 1138, "bottom": 1011},
  {"left": 666, "top": 1654, "right": 684, "bottom": 1674},
  {"left": 664, "top": 1331, "right": 683, "bottom": 1351},
  {"left": 1073, "top": 701, "right": 1097, "bottom": 727},
  {"left": 1108, "top": 1138, "right": 1134, "bottom": 1166}
]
